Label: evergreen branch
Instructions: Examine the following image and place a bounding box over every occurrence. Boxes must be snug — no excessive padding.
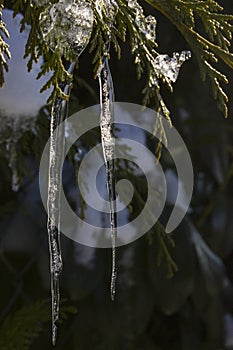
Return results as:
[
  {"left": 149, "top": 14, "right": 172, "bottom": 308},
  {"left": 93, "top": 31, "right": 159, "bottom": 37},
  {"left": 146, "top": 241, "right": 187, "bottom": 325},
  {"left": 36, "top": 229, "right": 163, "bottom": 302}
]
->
[
  {"left": 38, "top": 46, "right": 74, "bottom": 103},
  {"left": 0, "top": 300, "right": 77, "bottom": 350},
  {"left": 0, "top": 3, "right": 11, "bottom": 87},
  {"left": 133, "top": 186, "right": 177, "bottom": 277},
  {"left": 196, "top": 161, "right": 233, "bottom": 229},
  {"left": 2, "top": 0, "right": 233, "bottom": 117},
  {"left": 90, "top": 0, "right": 172, "bottom": 128},
  {"left": 155, "top": 221, "right": 178, "bottom": 278},
  {"left": 115, "top": 0, "right": 173, "bottom": 154},
  {"left": 89, "top": 3, "right": 127, "bottom": 77},
  {"left": 145, "top": 0, "right": 233, "bottom": 117},
  {"left": 115, "top": 162, "right": 177, "bottom": 276}
]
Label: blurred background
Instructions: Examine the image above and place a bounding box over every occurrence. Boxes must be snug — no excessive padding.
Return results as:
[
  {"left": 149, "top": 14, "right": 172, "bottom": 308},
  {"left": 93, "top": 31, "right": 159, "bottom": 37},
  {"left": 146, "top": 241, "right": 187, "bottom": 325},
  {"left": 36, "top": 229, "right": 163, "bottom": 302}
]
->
[{"left": 0, "top": 1, "right": 233, "bottom": 349}]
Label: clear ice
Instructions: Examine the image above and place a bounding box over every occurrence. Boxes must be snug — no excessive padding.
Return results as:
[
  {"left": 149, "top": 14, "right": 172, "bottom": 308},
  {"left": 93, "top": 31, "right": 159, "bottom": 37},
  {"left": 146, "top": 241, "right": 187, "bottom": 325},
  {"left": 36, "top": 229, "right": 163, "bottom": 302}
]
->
[
  {"left": 48, "top": 94, "right": 65, "bottom": 346},
  {"left": 47, "top": 62, "right": 76, "bottom": 345},
  {"left": 39, "top": 0, "right": 94, "bottom": 56},
  {"left": 98, "top": 56, "right": 117, "bottom": 301},
  {"left": 154, "top": 51, "right": 192, "bottom": 83},
  {"left": 128, "top": 0, "right": 157, "bottom": 41},
  {"left": 40, "top": 1, "right": 94, "bottom": 344},
  {"left": 144, "top": 15, "right": 157, "bottom": 41},
  {"left": 96, "top": 0, "right": 118, "bottom": 301}
]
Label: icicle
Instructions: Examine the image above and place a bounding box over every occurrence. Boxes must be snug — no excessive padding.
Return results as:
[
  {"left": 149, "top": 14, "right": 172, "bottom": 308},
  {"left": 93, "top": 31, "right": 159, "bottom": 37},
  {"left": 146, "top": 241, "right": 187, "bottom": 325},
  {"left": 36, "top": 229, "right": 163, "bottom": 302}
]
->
[
  {"left": 38, "top": 0, "right": 94, "bottom": 345},
  {"left": 96, "top": 0, "right": 118, "bottom": 301},
  {"left": 154, "top": 51, "right": 191, "bottom": 83},
  {"left": 98, "top": 55, "right": 117, "bottom": 301},
  {"left": 47, "top": 62, "right": 76, "bottom": 346}
]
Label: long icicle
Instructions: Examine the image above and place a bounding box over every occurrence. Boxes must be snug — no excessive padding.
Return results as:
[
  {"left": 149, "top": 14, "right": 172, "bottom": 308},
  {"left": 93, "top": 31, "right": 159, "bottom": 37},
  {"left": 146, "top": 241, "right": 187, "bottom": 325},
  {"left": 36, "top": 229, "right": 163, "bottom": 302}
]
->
[
  {"left": 47, "top": 62, "right": 76, "bottom": 345},
  {"left": 98, "top": 53, "right": 117, "bottom": 301}
]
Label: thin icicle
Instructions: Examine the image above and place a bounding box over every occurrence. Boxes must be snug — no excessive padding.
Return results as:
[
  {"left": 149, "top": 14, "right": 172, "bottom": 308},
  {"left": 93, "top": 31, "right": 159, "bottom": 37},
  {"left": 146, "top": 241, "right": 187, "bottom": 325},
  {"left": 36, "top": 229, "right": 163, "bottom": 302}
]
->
[
  {"left": 98, "top": 55, "right": 117, "bottom": 301},
  {"left": 47, "top": 62, "right": 76, "bottom": 346},
  {"left": 95, "top": 0, "right": 118, "bottom": 301},
  {"left": 38, "top": 1, "right": 94, "bottom": 344}
]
